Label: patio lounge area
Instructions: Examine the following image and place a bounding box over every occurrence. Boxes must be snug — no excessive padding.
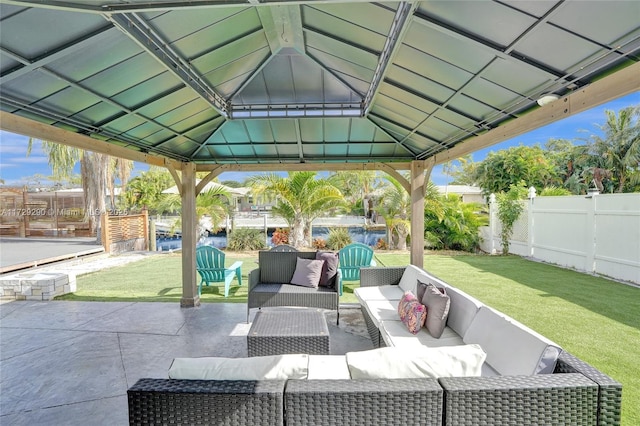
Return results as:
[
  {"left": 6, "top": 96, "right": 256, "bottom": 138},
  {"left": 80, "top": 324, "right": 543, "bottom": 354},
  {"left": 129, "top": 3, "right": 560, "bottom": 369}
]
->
[{"left": 0, "top": 301, "right": 372, "bottom": 425}]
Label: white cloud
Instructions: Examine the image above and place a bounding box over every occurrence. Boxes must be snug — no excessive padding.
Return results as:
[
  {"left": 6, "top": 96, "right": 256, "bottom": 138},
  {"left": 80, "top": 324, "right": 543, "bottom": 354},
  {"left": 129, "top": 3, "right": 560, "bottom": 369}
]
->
[{"left": 10, "top": 155, "right": 49, "bottom": 164}]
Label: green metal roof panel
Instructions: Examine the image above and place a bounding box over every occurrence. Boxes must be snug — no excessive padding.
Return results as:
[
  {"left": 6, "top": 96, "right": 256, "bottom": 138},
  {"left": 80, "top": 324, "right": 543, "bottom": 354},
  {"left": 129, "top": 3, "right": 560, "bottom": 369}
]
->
[
  {"left": 416, "top": 1, "right": 537, "bottom": 48},
  {"left": 0, "top": 0, "right": 637, "bottom": 165}
]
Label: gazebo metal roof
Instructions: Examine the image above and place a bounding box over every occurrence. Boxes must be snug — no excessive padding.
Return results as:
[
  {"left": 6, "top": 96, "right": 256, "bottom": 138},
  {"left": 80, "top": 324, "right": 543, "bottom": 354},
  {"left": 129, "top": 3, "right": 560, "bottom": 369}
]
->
[
  {"left": 2, "top": 0, "right": 639, "bottom": 306},
  {"left": 1, "top": 0, "right": 638, "bottom": 169}
]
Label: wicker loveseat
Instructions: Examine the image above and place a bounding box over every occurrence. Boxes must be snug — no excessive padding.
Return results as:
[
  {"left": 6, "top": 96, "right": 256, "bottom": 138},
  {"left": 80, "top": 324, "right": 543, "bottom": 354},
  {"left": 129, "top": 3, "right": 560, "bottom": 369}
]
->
[{"left": 247, "top": 250, "right": 341, "bottom": 323}]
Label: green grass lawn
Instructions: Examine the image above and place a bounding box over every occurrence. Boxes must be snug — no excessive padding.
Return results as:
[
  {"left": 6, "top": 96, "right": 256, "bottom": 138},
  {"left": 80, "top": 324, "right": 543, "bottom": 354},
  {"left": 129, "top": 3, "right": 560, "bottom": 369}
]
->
[{"left": 58, "top": 251, "right": 639, "bottom": 425}]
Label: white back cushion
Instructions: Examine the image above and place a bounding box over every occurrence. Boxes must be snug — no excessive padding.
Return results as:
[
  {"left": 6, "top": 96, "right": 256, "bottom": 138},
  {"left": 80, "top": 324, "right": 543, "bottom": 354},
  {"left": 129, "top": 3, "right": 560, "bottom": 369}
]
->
[
  {"left": 346, "top": 344, "right": 486, "bottom": 379},
  {"left": 308, "top": 355, "right": 351, "bottom": 379},
  {"left": 441, "top": 286, "right": 483, "bottom": 337},
  {"left": 398, "top": 265, "right": 430, "bottom": 294},
  {"left": 463, "top": 306, "right": 561, "bottom": 375},
  {"left": 169, "top": 354, "right": 309, "bottom": 380}
]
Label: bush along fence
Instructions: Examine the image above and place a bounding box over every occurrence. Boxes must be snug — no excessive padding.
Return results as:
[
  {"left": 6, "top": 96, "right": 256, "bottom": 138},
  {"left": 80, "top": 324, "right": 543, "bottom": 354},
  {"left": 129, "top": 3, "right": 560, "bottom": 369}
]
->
[{"left": 480, "top": 190, "right": 640, "bottom": 284}]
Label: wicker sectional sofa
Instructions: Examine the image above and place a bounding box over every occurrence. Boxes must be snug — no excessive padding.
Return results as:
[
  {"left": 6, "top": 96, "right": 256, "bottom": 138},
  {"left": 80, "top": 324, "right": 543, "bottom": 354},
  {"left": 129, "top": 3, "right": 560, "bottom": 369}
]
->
[
  {"left": 127, "top": 262, "right": 622, "bottom": 426},
  {"left": 357, "top": 265, "right": 622, "bottom": 426}
]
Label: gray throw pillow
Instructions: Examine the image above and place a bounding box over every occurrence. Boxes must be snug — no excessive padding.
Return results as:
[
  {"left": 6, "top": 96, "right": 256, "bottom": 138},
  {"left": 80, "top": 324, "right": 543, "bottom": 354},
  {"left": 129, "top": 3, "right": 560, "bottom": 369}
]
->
[
  {"left": 316, "top": 251, "right": 339, "bottom": 287},
  {"left": 290, "top": 257, "right": 324, "bottom": 288},
  {"left": 421, "top": 282, "right": 450, "bottom": 338},
  {"left": 416, "top": 280, "right": 430, "bottom": 302}
]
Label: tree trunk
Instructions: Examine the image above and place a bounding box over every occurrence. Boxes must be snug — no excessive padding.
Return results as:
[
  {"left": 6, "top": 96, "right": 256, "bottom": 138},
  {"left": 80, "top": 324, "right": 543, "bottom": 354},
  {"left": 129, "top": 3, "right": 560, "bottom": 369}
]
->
[
  {"left": 82, "top": 152, "right": 109, "bottom": 239},
  {"left": 290, "top": 215, "right": 306, "bottom": 248}
]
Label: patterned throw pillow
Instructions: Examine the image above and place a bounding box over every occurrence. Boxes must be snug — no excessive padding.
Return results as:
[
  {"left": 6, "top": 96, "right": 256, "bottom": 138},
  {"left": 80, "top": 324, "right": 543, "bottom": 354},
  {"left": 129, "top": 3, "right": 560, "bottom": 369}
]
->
[{"left": 397, "top": 291, "right": 427, "bottom": 334}]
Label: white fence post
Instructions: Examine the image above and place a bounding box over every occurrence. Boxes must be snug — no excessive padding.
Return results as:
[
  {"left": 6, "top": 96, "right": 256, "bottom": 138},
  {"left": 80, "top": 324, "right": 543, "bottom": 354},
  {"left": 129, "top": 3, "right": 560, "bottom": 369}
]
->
[
  {"left": 528, "top": 187, "right": 536, "bottom": 257},
  {"left": 585, "top": 192, "right": 597, "bottom": 274},
  {"left": 488, "top": 193, "right": 497, "bottom": 254}
]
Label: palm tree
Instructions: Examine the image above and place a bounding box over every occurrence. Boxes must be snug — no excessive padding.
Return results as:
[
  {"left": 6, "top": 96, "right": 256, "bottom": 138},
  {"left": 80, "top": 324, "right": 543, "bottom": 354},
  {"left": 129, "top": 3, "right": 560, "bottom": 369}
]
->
[
  {"left": 248, "top": 172, "right": 344, "bottom": 248},
  {"left": 590, "top": 106, "right": 640, "bottom": 192},
  {"left": 158, "top": 185, "right": 231, "bottom": 239},
  {"left": 108, "top": 157, "right": 134, "bottom": 208},
  {"left": 27, "top": 139, "right": 116, "bottom": 236},
  {"left": 122, "top": 167, "right": 174, "bottom": 213},
  {"left": 331, "top": 171, "right": 381, "bottom": 217},
  {"left": 375, "top": 176, "right": 411, "bottom": 249}
]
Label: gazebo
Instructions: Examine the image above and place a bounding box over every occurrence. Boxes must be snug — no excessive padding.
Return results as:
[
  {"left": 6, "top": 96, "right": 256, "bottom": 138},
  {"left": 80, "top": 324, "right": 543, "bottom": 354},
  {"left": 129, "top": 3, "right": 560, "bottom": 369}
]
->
[{"left": 1, "top": 0, "right": 638, "bottom": 307}]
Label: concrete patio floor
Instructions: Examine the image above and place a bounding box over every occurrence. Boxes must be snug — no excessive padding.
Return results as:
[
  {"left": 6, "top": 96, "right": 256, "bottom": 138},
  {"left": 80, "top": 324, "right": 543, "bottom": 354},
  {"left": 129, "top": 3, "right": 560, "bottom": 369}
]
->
[{"left": 0, "top": 300, "right": 373, "bottom": 425}]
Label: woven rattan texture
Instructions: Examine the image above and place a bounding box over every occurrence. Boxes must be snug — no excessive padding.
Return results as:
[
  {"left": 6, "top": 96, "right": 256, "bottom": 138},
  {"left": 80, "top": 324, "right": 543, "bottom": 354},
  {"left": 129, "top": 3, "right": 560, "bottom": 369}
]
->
[
  {"left": 248, "top": 310, "right": 330, "bottom": 356},
  {"left": 258, "top": 251, "right": 316, "bottom": 284},
  {"left": 127, "top": 379, "right": 285, "bottom": 426},
  {"left": 284, "top": 378, "right": 442, "bottom": 426},
  {"left": 440, "top": 374, "right": 598, "bottom": 426},
  {"left": 248, "top": 283, "right": 339, "bottom": 310},
  {"left": 360, "top": 267, "right": 405, "bottom": 287},
  {"left": 360, "top": 305, "right": 382, "bottom": 348},
  {"left": 556, "top": 352, "right": 622, "bottom": 425}
]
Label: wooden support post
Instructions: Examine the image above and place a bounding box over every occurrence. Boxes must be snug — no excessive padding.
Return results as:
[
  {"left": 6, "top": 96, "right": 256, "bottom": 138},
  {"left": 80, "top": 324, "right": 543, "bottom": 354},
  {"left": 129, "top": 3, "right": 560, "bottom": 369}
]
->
[
  {"left": 142, "top": 208, "right": 149, "bottom": 251},
  {"left": 101, "top": 212, "right": 110, "bottom": 253},
  {"left": 410, "top": 160, "right": 426, "bottom": 268},
  {"left": 180, "top": 163, "right": 200, "bottom": 308}
]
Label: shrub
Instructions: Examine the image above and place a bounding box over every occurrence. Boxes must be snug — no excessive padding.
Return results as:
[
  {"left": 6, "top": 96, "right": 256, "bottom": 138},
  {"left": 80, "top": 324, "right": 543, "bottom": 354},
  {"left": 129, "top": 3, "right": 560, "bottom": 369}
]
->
[
  {"left": 424, "top": 194, "right": 487, "bottom": 252},
  {"left": 271, "top": 228, "right": 289, "bottom": 245},
  {"left": 375, "top": 238, "right": 389, "bottom": 250},
  {"left": 496, "top": 183, "right": 528, "bottom": 254},
  {"left": 226, "top": 228, "right": 267, "bottom": 251},
  {"left": 312, "top": 238, "right": 327, "bottom": 250},
  {"left": 540, "top": 186, "right": 572, "bottom": 196},
  {"left": 326, "top": 228, "right": 352, "bottom": 250}
]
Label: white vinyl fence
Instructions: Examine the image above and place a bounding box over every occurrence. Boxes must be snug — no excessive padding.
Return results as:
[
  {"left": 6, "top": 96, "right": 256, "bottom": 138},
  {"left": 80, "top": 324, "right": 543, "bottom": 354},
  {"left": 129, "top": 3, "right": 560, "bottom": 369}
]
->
[{"left": 480, "top": 191, "right": 640, "bottom": 284}]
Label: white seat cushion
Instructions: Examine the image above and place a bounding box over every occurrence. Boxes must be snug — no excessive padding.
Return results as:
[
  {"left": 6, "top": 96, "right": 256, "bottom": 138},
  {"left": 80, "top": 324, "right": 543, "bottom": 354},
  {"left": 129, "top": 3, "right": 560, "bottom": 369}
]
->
[
  {"left": 380, "top": 320, "right": 464, "bottom": 348},
  {"left": 307, "top": 355, "right": 351, "bottom": 379},
  {"left": 362, "top": 300, "right": 401, "bottom": 328},
  {"left": 463, "top": 306, "right": 561, "bottom": 375},
  {"left": 354, "top": 285, "right": 404, "bottom": 305}
]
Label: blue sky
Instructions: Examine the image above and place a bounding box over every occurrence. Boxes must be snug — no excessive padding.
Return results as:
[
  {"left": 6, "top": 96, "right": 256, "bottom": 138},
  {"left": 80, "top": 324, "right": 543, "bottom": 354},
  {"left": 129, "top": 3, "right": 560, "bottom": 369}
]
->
[{"left": 1, "top": 92, "right": 637, "bottom": 187}]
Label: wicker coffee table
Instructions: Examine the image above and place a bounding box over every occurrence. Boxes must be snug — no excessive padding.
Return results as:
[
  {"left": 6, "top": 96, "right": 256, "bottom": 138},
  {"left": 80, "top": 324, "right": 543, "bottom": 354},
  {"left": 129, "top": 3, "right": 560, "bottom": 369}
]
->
[{"left": 247, "top": 309, "right": 330, "bottom": 357}]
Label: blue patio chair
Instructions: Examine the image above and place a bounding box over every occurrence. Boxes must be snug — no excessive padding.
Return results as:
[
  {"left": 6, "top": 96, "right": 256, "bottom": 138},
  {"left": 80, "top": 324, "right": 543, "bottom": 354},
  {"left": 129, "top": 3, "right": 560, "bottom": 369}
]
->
[
  {"left": 195, "top": 246, "right": 242, "bottom": 297},
  {"left": 338, "top": 242, "right": 376, "bottom": 285}
]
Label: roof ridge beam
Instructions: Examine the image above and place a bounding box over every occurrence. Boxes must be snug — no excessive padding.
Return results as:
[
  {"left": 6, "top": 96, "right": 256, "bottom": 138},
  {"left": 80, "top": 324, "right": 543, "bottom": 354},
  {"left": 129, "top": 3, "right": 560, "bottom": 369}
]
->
[{"left": 363, "top": 1, "right": 416, "bottom": 113}]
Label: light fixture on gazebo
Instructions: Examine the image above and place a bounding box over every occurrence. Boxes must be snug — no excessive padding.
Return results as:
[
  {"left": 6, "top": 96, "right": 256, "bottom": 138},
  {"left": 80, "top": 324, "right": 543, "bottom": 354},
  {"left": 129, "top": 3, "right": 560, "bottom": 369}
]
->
[{"left": 536, "top": 94, "right": 560, "bottom": 106}]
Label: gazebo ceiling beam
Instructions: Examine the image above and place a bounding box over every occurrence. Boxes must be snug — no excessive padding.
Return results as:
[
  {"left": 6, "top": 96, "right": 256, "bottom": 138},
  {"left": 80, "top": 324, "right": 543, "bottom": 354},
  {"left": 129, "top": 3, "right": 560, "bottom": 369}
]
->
[
  {"left": 363, "top": 1, "right": 415, "bottom": 114},
  {"left": 0, "top": 110, "right": 184, "bottom": 169}
]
